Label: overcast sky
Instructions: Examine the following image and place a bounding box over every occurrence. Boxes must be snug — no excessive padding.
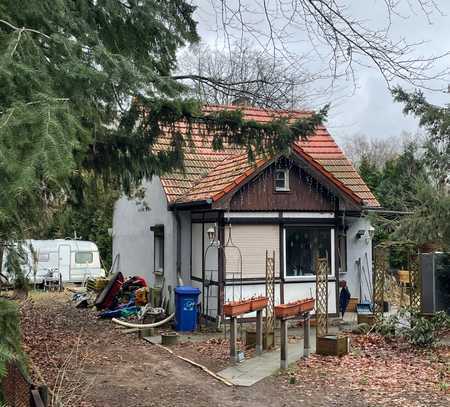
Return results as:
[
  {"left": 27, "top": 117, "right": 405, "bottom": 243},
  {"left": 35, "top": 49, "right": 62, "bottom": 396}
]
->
[{"left": 192, "top": 1, "right": 450, "bottom": 145}]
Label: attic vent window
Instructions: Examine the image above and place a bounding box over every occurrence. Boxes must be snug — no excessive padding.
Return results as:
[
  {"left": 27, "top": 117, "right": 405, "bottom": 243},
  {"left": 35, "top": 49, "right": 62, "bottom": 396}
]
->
[{"left": 275, "top": 169, "right": 290, "bottom": 191}]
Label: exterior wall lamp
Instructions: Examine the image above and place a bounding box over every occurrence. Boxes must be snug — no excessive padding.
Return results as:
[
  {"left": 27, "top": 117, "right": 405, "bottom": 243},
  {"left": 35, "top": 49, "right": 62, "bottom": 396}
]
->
[
  {"left": 207, "top": 225, "right": 220, "bottom": 246},
  {"left": 356, "top": 226, "right": 375, "bottom": 244}
]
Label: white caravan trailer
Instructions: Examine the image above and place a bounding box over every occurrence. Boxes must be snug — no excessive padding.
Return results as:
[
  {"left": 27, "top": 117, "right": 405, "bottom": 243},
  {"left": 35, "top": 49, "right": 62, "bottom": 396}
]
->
[{"left": 1, "top": 239, "right": 105, "bottom": 284}]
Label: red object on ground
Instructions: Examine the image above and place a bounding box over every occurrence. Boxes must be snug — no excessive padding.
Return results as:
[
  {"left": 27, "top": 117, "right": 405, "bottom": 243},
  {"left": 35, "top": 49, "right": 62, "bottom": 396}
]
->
[
  {"left": 122, "top": 276, "right": 147, "bottom": 291},
  {"left": 95, "top": 272, "right": 124, "bottom": 310}
]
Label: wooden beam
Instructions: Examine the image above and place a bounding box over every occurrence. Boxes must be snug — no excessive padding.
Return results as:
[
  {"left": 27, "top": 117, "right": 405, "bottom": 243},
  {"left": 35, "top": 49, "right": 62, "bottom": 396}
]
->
[
  {"left": 255, "top": 310, "right": 263, "bottom": 356},
  {"left": 230, "top": 316, "right": 238, "bottom": 363},
  {"left": 280, "top": 318, "right": 288, "bottom": 369}
]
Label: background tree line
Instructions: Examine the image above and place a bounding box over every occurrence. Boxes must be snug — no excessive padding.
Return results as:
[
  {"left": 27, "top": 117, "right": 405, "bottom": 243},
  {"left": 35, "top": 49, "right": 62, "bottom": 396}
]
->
[
  {"left": 1, "top": 1, "right": 448, "bottom": 269},
  {"left": 344, "top": 88, "right": 450, "bottom": 254}
]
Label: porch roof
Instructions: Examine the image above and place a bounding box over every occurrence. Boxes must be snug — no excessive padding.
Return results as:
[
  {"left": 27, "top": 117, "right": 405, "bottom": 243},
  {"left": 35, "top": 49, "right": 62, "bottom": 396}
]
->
[{"left": 157, "top": 105, "right": 380, "bottom": 208}]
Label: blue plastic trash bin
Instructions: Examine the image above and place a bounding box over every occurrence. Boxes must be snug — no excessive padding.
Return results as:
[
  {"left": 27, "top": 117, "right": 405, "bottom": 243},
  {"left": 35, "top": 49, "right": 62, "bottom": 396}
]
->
[{"left": 174, "top": 286, "right": 201, "bottom": 331}]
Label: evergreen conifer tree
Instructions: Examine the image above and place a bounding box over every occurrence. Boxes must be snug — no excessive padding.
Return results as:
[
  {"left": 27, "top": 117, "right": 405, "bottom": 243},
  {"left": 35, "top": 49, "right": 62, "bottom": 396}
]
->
[{"left": 0, "top": 1, "right": 326, "bottom": 241}]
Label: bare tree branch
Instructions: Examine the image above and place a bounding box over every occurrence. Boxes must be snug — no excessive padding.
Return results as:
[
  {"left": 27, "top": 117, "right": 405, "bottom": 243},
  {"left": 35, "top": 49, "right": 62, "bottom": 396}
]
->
[
  {"left": 0, "top": 18, "right": 50, "bottom": 39},
  {"left": 202, "top": 1, "right": 450, "bottom": 91},
  {"left": 176, "top": 42, "right": 330, "bottom": 108}
]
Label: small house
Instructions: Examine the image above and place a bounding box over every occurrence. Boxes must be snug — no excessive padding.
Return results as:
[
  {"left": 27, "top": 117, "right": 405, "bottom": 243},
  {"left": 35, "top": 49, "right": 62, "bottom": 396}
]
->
[{"left": 112, "top": 105, "right": 380, "bottom": 317}]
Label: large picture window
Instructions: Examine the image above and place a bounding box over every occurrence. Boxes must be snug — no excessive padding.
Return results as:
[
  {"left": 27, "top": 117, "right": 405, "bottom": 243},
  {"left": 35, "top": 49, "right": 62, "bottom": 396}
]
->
[{"left": 284, "top": 227, "right": 334, "bottom": 278}]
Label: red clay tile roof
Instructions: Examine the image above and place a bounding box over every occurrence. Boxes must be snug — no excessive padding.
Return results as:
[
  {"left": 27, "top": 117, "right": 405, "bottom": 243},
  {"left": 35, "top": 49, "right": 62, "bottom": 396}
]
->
[{"left": 156, "top": 105, "right": 380, "bottom": 208}]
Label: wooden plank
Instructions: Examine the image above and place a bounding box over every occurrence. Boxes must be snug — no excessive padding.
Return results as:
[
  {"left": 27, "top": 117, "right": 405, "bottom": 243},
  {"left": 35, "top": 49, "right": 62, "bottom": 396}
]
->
[
  {"left": 230, "top": 316, "right": 237, "bottom": 363},
  {"left": 31, "top": 389, "right": 45, "bottom": 407},
  {"left": 303, "top": 312, "right": 311, "bottom": 357},
  {"left": 280, "top": 319, "right": 288, "bottom": 369},
  {"left": 255, "top": 310, "right": 263, "bottom": 356},
  {"left": 152, "top": 343, "right": 233, "bottom": 387},
  {"left": 228, "top": 164, "right": 335, "bottom": 212}
]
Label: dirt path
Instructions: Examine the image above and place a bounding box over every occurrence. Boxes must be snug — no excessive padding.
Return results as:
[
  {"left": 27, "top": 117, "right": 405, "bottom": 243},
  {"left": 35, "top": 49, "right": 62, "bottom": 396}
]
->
[{"left": 19, "top": 293, "right": 449, "bottom": 407}]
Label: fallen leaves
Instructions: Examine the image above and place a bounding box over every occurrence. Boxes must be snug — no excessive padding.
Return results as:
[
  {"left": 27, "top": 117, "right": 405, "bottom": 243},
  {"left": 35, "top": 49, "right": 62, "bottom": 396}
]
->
[
  {"left": 290, "top": 334, "right": 450, "bottom": 407},
  {"left": 174, "top": 337, "right": 256, "bottom": 371}
]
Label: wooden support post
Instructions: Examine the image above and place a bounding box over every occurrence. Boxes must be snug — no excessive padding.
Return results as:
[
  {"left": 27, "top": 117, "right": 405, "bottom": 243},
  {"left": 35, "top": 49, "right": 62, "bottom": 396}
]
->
[
  {"left": 303, "top": 312, "right": 310, "bottom": 357},
  {"left": 230, "top": 316, "right": 237, "bottom": 363},
  {"left": 280, "top": 318, "right": 288, "bottom": 369},
  {"left": 256, "top": 309, "right": 263, "bottom": 356}
]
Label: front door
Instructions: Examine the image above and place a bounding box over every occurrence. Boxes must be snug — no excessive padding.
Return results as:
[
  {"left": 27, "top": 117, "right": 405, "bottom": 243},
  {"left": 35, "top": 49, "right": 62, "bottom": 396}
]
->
[{"left": 58, "top": 244, "right": 71, "bottom": 281}]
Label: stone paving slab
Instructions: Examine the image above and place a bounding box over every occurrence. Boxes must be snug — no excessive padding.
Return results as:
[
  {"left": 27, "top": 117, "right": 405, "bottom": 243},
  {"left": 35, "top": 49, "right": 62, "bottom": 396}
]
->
[
  {"left": 143, "top": 335, "right": 162, "bottom": 345},
  {"left": 217, "top": 340, "right": 306, "bottom": 387}
]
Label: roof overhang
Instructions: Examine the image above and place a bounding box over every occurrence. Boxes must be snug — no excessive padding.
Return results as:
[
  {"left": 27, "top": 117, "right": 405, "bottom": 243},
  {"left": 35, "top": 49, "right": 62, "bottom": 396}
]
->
[
  {"left": 290, "top": 144, "right": 363, "bottom": 208},
  {"left": 169, "top": 198, "right": 212, "bottom": 210}
]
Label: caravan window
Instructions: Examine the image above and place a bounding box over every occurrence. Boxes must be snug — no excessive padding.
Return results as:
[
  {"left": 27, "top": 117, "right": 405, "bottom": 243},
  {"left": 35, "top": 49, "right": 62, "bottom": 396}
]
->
[
  {"left": 38, "top": 252, "right": 50, "bottom": 262},
  {"left": 75, "top": 251, "right": 94, "bottom": 264}
]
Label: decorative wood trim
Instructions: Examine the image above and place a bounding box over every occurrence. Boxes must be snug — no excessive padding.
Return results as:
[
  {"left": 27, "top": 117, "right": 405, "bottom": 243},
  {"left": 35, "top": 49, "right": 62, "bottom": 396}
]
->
[
  {"left": 282, "top": 212, "right": 335, "bottom": 218},
  {"left": 279, "top": 223, "right": 285, "bottom": 303},
  {"left": 224, "top": 278, "right": 336, "bottom": 285},
  {"left": 201, "top": 215, "right": 205, "bottom": 315},
  {"left": 223, "top": 217, "right": 337, "bottom": 225},
  {"left": 225, "top": 212, "right": 279, "bottom": 218},
  {"left": 218, "top": 213, "right": 225, "bottom": 318}
]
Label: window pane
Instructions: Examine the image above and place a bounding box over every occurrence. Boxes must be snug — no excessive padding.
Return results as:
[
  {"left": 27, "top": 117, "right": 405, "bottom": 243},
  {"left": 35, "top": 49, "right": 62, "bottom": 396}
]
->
[
  {"left": 338, "top": 232, "right": 347, "bottom": 273},
  {"left": 275, "top": 170, "right": 285, "bottom": 181},
  {"left": 275, "top": 170, "right": 288, "bottom": 190},
  {"left": 154, "top": 235, "right": 164, "bottom": 272},
  {"left": 275, "top": 179, "right": 285, "bottom": 189},
  {"left": 285, "top": 228, "right": 331, "bottom": 277},
  {"left": 75, "top": 251, "right": 93, "bottom": 264}
]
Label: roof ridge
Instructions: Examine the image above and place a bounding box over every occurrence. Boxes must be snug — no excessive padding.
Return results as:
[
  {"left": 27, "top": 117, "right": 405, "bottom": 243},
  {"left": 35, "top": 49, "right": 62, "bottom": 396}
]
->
[{"left": 203, "top": 104, "right": 314, "bottom": 116}]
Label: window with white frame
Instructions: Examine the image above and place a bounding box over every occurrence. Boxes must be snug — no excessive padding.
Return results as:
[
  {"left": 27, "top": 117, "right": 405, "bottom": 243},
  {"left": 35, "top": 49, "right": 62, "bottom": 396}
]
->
[
  {"left": 275, "top": 169, "right": 290, "bottom": 191},
  {"left": 151, "top": 225, "right": 164, "bottom": 274},
  {"left": 284, "top": 226, "right": 334, "bottom": 278}
]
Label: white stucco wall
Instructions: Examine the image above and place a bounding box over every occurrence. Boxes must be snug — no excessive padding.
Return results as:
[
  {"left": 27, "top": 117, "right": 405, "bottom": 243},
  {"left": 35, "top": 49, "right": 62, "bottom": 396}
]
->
[
  {"left": 179, "top": 211, "right": 191, "bottom": 284},
  {"left": 112, "top": 177, "right": 191, "bottom": 310},
  {"left": 343, "top": 216, "right": 373, "bottom": 303}
]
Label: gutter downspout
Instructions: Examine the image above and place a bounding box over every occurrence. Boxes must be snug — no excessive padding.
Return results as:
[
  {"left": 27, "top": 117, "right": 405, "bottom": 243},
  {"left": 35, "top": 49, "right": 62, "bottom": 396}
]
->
[{"left": 174, "top": 208, "right": 184, "bottom": 286}]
